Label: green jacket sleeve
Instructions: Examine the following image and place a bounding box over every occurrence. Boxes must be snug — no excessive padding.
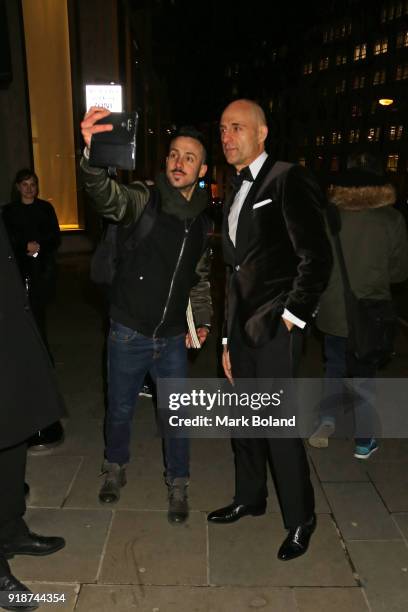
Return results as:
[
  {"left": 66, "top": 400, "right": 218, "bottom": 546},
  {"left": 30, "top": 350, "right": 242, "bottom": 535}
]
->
[
  {"left": 80, "top": 156, "right": 150, "bottom": 225},
  {"left": 389, "top": 211, "right": 408, "bottom": 284}
]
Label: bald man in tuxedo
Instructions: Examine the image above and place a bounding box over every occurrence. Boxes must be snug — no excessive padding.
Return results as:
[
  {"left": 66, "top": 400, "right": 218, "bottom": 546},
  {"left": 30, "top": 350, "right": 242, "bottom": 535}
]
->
[{"left": 208, "top": 99, "right": 332, "bottom": 560}]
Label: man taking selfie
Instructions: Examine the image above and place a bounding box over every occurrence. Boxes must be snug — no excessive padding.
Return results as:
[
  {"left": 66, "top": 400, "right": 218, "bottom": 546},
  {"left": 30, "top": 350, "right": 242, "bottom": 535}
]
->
[{"left": 80, "top": 108, "right": 212, "bottom": 524}]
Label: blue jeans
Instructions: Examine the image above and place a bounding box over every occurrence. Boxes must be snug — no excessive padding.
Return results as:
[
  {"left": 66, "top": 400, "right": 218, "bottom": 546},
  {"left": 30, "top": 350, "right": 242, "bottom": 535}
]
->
[
  {"left": 105, "top": 320, "right": 189, "bottom": 481},
  {"left": 321, "top": 334, "right": 377, "bottom": 445}
]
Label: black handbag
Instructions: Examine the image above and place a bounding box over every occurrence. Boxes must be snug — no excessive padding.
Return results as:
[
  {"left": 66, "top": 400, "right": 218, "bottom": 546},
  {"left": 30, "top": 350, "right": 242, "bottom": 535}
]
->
[{"left": 326, "top": 204, "right": 397, "bottom": 365}]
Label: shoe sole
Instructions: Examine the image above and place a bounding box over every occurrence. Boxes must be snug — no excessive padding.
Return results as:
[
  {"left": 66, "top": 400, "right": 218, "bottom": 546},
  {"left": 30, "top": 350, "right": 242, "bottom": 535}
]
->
[
  {"left": 354, "top": 446, "right": 378, "bottom": 460},
  {"left": 27, "top": 436, "right": 65, "bottom": 453},
  {"left": 208, "top": 507, "right": 266, "bottom": 523},
  {"left": 3, "top": 540, "right": 66, "bottom": 560}
]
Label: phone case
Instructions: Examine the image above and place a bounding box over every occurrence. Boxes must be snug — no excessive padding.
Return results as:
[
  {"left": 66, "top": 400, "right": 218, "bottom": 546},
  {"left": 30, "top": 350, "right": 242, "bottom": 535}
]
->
[{"left": 89, "top": 112, "right": 139, "bottom": 171}]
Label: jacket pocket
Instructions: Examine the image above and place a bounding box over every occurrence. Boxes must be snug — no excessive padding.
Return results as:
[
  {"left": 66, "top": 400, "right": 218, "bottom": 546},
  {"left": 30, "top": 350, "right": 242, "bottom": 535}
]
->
[{"left": 253, "top": 198, "right": 273, "bottom": 210}]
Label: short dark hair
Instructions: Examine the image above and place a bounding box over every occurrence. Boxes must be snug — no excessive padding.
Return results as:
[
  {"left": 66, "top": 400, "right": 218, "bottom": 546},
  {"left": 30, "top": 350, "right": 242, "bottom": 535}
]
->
[
  {"left": 170, "top": 126, "right": 207, "bottom": 163},
  {"left": 14, "top": 168, "right": 38, "bottom": 184}
]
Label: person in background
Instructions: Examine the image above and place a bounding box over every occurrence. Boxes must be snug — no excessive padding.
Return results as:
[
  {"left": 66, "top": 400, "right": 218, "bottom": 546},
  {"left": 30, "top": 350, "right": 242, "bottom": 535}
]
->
[
  {"left": 3, "top": 169, "right": 64, "bottom": 451},
  {"left": 309, "top": 152, "right": 408, "bottom": 456}
]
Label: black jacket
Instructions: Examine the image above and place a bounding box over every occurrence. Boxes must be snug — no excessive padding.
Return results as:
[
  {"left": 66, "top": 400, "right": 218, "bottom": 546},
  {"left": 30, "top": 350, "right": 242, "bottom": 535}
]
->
[
  {"left": 0, "top": 214, "right": 64, "bottom": 449},
  {"left": 223, "top": 157, "right": 333, "bottom": 347},
  {"left": 80, "top": 157, "right": 213, "bottom": 333}
]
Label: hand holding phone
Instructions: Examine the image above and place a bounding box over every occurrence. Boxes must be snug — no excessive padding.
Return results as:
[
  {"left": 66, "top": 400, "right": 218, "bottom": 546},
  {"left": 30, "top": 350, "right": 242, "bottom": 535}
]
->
[{"left": 81, "top": 107, "right": 113, "bottom": 148}]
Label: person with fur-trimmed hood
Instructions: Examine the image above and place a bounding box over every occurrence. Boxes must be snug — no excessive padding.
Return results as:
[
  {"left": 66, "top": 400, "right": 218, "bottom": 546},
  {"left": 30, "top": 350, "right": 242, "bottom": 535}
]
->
[{"left": 309, "top": 152, "right": 408, "bottom": 456}]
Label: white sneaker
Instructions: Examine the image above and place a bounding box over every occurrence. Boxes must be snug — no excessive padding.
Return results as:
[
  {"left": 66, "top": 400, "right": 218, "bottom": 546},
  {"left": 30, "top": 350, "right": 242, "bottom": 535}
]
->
[{"left": 308, "top": 419, "right": 335, "bottom": 448}]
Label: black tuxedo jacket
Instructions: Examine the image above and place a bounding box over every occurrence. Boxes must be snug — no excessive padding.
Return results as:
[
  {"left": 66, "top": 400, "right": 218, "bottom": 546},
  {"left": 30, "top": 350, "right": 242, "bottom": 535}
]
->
[{"left": 222, "top": 157, "right": 333, "bottom": 347}]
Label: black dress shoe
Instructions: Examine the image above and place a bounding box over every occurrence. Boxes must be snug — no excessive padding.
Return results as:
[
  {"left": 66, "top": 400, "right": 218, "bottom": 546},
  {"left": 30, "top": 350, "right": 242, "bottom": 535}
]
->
[
  {"left": 27, "top": 421, "right": 64, "bottom": 451},
  {"left": 24, "top": 483, "right": 30, "bottom": 499},
  {"left": 207, "top": 502, "right": 266, "bottom": 524},
  {"left": 0, "top": 530, "right": 65, "bottom": 559},
  {"left": 0, "top": 572, "right": 38, "bottom": 610},
  {"left": 277, "top": 514, "right": 316, "bottom": 561}
]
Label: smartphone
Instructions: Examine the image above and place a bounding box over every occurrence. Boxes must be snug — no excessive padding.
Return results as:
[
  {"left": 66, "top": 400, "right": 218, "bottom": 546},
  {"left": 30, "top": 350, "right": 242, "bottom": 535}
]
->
[{"left": 89, "top": 111, "right": 139, "bottom": 171}]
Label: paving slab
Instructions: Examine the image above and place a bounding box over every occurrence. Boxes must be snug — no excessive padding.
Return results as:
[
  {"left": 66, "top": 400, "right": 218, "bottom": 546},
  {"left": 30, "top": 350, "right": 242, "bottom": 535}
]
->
[
  {"left": 368, "top": 438, "right": 408, "bottom": 463},
  {"left": 366, "top": 462, "right": 408, "bottom": 512},
  {"left": 347, "top": 540, "right": 408, "bottom": 612},
  {"left": 10, "top": 509, "right": 112, "bottom": 583},
  {"left": 323, "top": 482, "right": 402, "bottom": 540},
  {"left": 25, "top": 455, "right": 82, "bottom": 508},
  {"left": 392, "top": 513, "right": 408, "bottom": 541},
  {"left": 64, "top": 448, "right": 168, "bottom": 510},
  {"left": 294, "top": 587, "right": 369, "bottom": 612},
  {"left": 307, "top": 439, "right": 369, "bottom": 482},
  {"left": 99, "top": 510, "right": 207, "bottom": 585},
  {"left": 209, "top": 513, "right": 356, "bottom": 587},
  {"left": 76, "top": 585, "right": 297, "bottom": 611},
  {"left": 24, "top": 583, "right": 79, "bottom": 610},
  {"left": 63, "top": 389, "right": 106, "bottom": 420},
  {"left": 38, "top": 418, "right": 104, "bottom": 458}
]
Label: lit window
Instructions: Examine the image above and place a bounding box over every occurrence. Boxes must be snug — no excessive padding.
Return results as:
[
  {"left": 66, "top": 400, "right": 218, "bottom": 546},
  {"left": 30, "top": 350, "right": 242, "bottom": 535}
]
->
[
  {"left": 299, "top": 157, "right": 306, "bottom": 167},
  {"left": 349, "top": 129, "right": 360, "bottom": 143},
  {"left": 316, "top": 135, "right": 326, "bottom": 146},
  {"left": 331, "top": 131, "right": 342, "bottom": 144},
  {"left": 336, "top": 54, "right": 347, "bottom": 65},
  {"left": 367, "top": 127, "right": 381, "bottom": 142},
  {"left": 303, "top": 61, "right": 313, "bottom": 75},
  {"left": 389, "top": 125, "right": 404, "bottom": 140},
  {"left": 396, "top": 31, "right": 408, "bottom": 47},
  {"left": 330, "top": 156, "right": 340, "bottom": 171},
  {"left": 336, "top": 80, "right": 346, "bottom": 93},
  {"left": 387, "top": 154, "right": 399, "bottom": 172},
  {"left": 351, "top": 104, "right": 362, "bottom": 117},
  {"left": 315, "top": 156, "right": 324, "bottom": 170},
  {"left": 396, "top": 63, "right": 408, "bottom": 79},
  {"left": 319, "top": 57, "right": 329, "bottom": 70},
  {"left": 352, "top": 75, "right": 366, "bottom": 89},
  {"left": 373, "top": 69, "right": 386, "bottom": 85},
  {"left": 374, "top": 38, "right": 388, "bottom": 54},
  {"left": 354, "top": 44, "right": 367, "bottom": 60}
]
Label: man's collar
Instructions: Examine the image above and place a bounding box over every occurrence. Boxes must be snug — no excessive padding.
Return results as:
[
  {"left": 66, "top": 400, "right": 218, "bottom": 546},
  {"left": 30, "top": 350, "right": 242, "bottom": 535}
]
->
[{"left": 248, "top": 151, "right": 268, "bottom": 180}]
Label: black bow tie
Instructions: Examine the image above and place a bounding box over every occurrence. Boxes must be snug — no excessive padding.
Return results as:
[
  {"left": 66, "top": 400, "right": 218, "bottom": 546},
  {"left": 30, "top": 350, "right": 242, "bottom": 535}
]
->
[{"left": 230, "top": 166, "right": 254, "bottom": 192}]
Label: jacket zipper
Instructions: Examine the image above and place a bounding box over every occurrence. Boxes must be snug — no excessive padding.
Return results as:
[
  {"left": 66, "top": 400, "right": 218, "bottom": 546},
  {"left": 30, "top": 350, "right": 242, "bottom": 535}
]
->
[{"left": 152, "top": 218, "right": 195, "bottom": 338}]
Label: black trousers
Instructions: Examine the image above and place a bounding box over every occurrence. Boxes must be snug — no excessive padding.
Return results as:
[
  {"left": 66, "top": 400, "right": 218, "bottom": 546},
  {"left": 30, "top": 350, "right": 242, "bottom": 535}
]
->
[{"left": 229, "top": 320, "right": 314, "bottom": 529}]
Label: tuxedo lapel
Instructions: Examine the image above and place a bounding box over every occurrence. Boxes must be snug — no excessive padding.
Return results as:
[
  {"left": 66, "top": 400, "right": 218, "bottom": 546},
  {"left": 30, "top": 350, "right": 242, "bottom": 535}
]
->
[
  {"left": 222, "top": 188, "right": 237, "bottom": 266},
  {"left": 235, "top": 156, "right": 275, "bottom": 260}
]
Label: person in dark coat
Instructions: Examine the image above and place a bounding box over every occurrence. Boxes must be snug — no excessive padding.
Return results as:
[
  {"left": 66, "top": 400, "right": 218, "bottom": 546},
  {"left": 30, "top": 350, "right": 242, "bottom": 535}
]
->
[
  {"left": 0, "top": 214, "right": 65, "bottom": 611},
  {"left": 3, "top": 169, "right": 64, "bottom": 450},
  {"left": 309, "top": 152, "right": 408, "bottom": 456}
]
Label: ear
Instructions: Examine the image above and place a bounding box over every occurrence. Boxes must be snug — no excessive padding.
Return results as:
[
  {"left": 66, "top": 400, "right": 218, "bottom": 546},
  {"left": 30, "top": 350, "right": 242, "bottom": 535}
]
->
[
  {"left": 198, "top": 163, "right": 208, "bottom": 179},
  {"left": 258, "top": 124, "right": 268, "bottom": 144}
]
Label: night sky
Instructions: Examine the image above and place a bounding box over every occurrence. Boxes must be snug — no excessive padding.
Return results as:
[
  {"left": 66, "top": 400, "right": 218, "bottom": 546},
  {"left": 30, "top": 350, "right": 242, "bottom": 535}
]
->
[{"left": 150, "top": 0, "right": 326, "bottom": 124}]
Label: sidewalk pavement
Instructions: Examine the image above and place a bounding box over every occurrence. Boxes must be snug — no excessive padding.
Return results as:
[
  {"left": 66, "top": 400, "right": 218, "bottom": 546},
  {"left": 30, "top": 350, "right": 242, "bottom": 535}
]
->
[{"left": 12, "top": 253, "right": 408, "bottom": 612}]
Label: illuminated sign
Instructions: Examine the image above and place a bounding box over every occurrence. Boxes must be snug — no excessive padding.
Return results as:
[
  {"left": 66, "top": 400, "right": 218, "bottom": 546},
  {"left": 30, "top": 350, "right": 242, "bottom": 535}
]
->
[{"left": 85, "top": 84, "right": 123, "bottom": 111}]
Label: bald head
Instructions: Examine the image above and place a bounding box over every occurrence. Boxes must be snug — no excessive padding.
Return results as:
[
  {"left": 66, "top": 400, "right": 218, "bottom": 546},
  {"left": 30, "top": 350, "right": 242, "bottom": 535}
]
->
[
  {"left": 220, "top": 99, "right": 268, "bottom": 170},
  {"left": 224, "top": 99, "right": 267, "bottom": 127}
]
